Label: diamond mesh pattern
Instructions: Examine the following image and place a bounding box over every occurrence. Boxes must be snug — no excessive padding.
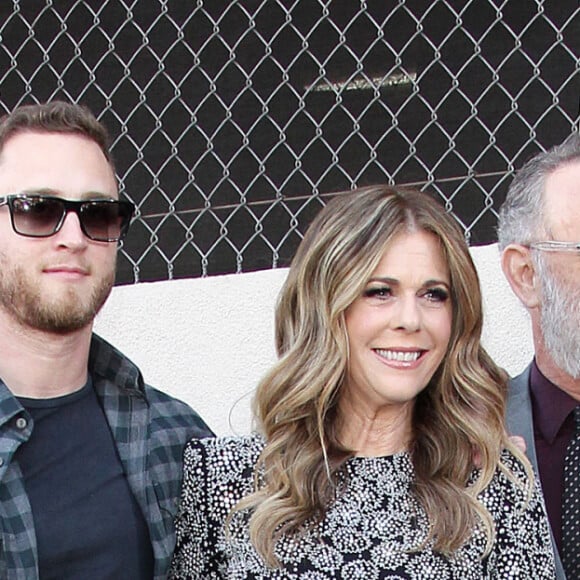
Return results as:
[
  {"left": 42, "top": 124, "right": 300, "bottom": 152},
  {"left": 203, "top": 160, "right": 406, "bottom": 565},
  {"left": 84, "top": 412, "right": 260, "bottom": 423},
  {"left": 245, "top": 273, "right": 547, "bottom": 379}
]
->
[{"left": 0, "top": 1, "right": 578, "bottom": 283}]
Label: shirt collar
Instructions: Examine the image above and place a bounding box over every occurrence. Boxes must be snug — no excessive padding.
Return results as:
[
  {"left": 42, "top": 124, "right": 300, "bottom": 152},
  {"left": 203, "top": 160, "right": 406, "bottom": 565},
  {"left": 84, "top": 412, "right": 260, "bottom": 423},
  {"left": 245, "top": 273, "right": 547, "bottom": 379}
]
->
[
  {"left": 0, "top": 380, "right": 25, "bottom": 427},
  {"left": 88, "top": 333, "right": 146, "bottom": 399},
  {"left": 530, "top": 358, "right": 578, "bottom": 444},
  {"left": 0, "top": 333, "right": 146, "bottom": 424}
]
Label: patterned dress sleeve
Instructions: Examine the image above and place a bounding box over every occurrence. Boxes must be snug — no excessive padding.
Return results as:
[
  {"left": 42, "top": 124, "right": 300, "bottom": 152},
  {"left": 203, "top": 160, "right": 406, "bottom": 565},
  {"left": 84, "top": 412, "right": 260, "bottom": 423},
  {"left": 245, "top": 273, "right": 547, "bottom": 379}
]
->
[
  {"left": 484, "top": 452, "right": 556, "bottom": 579},
  {"left": 169, "top": 438, "right": 221, "bottom": 579}
]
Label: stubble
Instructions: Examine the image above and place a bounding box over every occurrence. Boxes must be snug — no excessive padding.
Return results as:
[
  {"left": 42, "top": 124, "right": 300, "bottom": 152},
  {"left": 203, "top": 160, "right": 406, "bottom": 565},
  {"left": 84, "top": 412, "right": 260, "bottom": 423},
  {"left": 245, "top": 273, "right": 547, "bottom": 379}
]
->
[
  {"left": 536, "top": 254, "right": 580, "bottom": 379},
  {"left": 0, "top": 250, "right": 115, "bottom": 334}
]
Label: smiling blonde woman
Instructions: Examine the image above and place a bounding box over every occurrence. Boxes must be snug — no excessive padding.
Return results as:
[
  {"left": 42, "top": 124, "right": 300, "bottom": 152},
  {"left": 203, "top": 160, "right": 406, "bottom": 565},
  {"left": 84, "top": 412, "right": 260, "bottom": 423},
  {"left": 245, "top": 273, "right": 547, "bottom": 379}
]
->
[{"left": 170, "top": 185, "right": 555, "bottom": 579}]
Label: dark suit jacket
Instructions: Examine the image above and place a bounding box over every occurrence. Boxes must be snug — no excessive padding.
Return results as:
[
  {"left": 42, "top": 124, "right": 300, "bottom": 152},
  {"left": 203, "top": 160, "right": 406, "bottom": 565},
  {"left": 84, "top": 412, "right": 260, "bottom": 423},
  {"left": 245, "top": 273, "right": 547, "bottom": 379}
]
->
[{"left": 507, "top": 365, "right": 565, "bottom": 579}]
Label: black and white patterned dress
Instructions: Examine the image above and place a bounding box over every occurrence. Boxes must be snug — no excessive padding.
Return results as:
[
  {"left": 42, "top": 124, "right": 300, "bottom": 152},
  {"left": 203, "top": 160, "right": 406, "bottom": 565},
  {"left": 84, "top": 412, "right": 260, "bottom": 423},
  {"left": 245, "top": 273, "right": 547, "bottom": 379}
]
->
[{"left": 169, "top": 434, "right": 555, "bottom": 579}]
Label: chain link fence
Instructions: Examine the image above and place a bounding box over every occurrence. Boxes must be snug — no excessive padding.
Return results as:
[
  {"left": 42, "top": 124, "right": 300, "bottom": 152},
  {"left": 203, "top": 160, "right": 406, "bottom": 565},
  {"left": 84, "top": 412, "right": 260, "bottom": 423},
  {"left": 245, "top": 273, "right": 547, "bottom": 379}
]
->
[{"left": 0, "top": 0, "right": 578, "bottom": 283}]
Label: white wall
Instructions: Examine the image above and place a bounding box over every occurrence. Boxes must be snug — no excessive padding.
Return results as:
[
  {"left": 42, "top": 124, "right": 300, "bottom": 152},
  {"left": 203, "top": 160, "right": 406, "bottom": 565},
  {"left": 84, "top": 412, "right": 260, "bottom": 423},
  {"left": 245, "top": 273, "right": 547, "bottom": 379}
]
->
[{"left": 94, "top": 243, "right": 533, "bottom": 436}]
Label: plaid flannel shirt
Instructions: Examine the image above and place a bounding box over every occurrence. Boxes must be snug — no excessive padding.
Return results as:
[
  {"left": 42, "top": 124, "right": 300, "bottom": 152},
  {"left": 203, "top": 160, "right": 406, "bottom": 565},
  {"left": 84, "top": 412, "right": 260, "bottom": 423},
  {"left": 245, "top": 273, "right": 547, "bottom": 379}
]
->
[{"left": 0, "top": 334, "right": 213, "bottom": 580}]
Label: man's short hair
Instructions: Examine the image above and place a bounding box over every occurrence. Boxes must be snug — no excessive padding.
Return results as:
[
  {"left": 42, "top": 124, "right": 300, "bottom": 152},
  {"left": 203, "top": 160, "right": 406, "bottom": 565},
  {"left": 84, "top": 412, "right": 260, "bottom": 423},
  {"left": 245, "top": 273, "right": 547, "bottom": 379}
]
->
[{"left": 0, "top": 101, "right": 114, "bottom": 169}]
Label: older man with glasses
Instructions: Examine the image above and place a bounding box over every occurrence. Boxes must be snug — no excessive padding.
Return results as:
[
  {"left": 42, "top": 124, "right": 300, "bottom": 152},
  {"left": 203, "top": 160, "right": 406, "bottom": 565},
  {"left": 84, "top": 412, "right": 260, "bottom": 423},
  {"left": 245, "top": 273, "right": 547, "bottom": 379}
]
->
[
  {"left": 499, "top": 133, "right": 580, "bottom": 580},
  {"left": 0, "top": 101, "right": 213, "bottom": 580}
]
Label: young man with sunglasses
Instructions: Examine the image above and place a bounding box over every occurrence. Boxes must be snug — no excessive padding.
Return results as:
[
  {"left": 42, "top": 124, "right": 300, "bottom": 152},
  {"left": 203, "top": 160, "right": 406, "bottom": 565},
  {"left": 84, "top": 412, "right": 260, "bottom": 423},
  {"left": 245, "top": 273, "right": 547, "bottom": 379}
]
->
[
  {"left": 0, "top": 101, "right": 213, "bottom": 579},
  {"left": 499, "top": 133, "right": 580, "bottom": 580}
]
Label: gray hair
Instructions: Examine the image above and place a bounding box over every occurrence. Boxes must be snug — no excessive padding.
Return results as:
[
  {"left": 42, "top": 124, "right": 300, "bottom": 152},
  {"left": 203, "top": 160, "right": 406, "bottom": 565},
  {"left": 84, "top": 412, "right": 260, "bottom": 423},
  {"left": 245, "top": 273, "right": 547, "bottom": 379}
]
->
[{"left": 497, "top": 133, "right": 580, "bottom": 250}]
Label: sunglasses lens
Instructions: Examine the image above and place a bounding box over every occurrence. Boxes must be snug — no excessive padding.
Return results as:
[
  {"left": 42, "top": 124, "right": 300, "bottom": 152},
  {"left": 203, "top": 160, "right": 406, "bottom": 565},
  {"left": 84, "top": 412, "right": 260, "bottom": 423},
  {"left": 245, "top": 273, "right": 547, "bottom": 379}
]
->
[
  {"left": 81, "top": 201, "right": 132, "bottom": 241},
  {"left": 11, "top": 197, "right": 64, "bottom": 236},
  {"left": 6, "top": 195, "right": 134, "bottom": 241}
]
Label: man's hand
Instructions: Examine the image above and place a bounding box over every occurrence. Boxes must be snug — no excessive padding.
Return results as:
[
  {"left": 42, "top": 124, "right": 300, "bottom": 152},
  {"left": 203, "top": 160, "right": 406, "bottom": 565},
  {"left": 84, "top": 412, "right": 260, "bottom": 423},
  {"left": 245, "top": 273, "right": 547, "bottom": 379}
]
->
[{"left": 509, "top": 435, "right": 527, "bottom": 454}]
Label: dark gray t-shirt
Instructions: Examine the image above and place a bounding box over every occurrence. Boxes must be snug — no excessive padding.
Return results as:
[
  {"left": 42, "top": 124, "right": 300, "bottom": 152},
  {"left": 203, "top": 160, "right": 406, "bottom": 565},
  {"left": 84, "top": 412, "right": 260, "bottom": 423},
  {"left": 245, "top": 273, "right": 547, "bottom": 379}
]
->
[{"left": 16, "top": 378, "right": 154, "bottom": 579}]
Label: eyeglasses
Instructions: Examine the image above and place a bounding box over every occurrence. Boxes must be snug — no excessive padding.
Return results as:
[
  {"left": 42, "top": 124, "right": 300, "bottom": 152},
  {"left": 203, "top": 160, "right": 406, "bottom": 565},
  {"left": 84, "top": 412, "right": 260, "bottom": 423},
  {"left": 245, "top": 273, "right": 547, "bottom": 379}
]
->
[
  {"left": 528, "top": 241, "right": 580, "bottom": 254},
  {"left": 0, "top": 194, "right": 134, "bottom": 242}
]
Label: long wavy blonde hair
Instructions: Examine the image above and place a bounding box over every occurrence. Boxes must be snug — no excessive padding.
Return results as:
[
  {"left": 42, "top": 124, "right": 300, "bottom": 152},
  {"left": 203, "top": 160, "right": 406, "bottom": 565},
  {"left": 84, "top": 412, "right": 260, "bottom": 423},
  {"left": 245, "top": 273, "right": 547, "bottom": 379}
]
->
[{"left": 232, "top": 185, "right": 529, "bottom": 565}]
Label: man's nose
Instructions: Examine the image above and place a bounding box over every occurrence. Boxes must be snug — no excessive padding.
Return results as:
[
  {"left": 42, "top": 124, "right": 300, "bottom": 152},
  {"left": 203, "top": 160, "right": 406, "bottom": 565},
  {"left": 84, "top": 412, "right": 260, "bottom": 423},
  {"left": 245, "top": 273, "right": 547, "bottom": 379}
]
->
[{"left": 52, "top": 210, "right": 88, "bottom": 250}]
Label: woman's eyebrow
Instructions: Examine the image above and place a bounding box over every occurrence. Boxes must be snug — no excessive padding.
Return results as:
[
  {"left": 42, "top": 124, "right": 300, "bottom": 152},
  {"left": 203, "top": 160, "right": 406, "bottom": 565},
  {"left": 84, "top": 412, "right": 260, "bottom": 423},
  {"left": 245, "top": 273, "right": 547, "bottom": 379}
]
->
[
  {"left": 368, "top": 276, "right": 450, "bottom": 288},
  {"left": 368, "top": 276, "right": 397, "bottom": 284}
]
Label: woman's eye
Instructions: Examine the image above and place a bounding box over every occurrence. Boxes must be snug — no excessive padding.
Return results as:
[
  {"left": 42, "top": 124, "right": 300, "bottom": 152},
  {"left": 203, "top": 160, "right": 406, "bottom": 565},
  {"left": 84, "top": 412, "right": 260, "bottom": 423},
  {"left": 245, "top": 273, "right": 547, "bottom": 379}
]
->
[
  {"left": 363, "top": 286, "right": 391, "bottom": 299},
  {"left": 424, "top": 288, "right": 449, "bottom": 302}
]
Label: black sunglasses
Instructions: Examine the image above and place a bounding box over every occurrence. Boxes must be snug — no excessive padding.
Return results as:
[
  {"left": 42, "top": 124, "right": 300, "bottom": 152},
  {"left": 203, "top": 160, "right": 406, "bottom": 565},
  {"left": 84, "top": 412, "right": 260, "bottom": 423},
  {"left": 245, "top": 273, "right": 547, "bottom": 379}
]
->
[{"left": 0, "top": 194, "right": 135, "bottom": 242}]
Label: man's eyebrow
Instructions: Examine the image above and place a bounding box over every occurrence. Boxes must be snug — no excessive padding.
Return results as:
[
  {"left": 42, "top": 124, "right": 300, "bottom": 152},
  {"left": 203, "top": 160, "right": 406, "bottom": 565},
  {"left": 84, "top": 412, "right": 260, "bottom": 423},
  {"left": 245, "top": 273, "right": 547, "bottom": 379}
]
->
[
  {"left": 20, "top": 188, "right": 117, "bottom": 201},
  {"left": 82, "top": 191, "right": 118, "bottom": 201},
  {"left": 22, "top": 187, "right": 59, "bottom": 196}
]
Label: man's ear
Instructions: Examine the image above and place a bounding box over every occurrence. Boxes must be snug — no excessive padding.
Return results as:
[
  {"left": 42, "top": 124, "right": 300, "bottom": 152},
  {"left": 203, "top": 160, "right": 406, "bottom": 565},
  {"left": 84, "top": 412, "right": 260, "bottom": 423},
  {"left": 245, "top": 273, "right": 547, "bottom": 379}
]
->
[{"left": 501, "top": 244, "right": 541, "bottom": 309}]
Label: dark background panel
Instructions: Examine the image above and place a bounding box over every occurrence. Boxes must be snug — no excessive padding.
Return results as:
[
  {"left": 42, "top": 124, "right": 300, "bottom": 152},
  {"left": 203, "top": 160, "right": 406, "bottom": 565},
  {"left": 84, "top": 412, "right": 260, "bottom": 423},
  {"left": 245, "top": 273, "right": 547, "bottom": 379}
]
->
[{"left": 0, "top": 0, "right": 577, "bottom": 283}]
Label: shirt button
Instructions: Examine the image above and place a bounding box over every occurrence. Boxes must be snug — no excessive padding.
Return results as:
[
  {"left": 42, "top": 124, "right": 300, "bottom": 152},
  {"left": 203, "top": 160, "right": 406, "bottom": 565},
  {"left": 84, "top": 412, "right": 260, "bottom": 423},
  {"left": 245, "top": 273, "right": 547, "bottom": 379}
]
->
[{"left": 15, "top": 417, "right": 27, "bottom": 430}]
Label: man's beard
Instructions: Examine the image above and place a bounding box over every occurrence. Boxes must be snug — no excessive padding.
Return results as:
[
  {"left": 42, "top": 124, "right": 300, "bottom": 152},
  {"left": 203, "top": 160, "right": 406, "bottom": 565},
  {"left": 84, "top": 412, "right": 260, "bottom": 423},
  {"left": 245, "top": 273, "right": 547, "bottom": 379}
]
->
[
  {"left": 0, "top": 253, "right": 114, "bottom": 334},
  {"left": 536, "top": 254, "right": 580, "bottom": 379}
]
